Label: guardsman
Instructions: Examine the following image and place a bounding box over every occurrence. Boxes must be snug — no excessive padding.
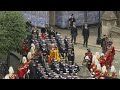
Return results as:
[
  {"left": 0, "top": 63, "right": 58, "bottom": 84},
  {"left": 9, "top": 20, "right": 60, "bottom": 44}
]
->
[
  {"left": 17, "top": 57, "right": 29, "bottom": 79},
  {"left": 83, "top": 56, "right": 91, "bottom": 71},
  {"left": 105, "top": 47, "right": 112, "bottom": 68},
  {"left": 84, "top": 48, "right": 93, "bottom": 63},
  {"left": 90, "top": 55, "right": 97, "bottom": 74},
  {"left": 99, "top": 53, "right": 106, "bottom": 67},
  {"left": 100, "top": 65, "right": 109, "bottom": 78},
  {"left": 94, "top": 63, "right": 101, "bottom": 79},
  {"left": 4, "top": 66, "right": 16, "bottom": 79},
  {"left": 95, "top": 52, "right": 100, "bottom": 60},
  {"left": 110, "top": 65, "right": 117, "bottom": 78}
]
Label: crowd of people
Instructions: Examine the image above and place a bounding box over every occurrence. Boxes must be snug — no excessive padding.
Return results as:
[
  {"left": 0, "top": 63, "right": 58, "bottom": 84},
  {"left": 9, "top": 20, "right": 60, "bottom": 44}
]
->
[
  {"left": 4, "top": 24, "right": 85, "bottom": 79},
  {"left": 3, "top": 15, "right": 119, "bottom": 79},
  {"left": 83, "top": 37, "right": 117, "bottom": 79}
]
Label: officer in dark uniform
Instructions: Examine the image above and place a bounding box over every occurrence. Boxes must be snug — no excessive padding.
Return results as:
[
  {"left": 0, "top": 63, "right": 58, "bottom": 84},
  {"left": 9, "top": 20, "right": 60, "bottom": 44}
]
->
[
  {"left": 68, "top": 14, "right": 76, "bottom": 28},
  {"left": 49, "top": 27, "right": 55, "bottom": 39},
  {"left": 29, "top": 61, "right": 37, "bottom": 79},
  {"left": 101, "top": 35, "right": 108, "bottom": 54},
  {"left": 68, "top": 51, "right": 75, "bottom": 65},
  {"left": 45, "top": 24, "right": 50, "bottom": 35},
  {"left": 71, "top": 23, "right": 78, "bottom": 44},
  {"left": 82, "top": 23, "right": 90, "bottom": 47},
  {"left": 41, "top": 25, "right": 46, "bottom": 34},
  {"left": 36, "top": 68, "right": 43, "bottom": 79}
]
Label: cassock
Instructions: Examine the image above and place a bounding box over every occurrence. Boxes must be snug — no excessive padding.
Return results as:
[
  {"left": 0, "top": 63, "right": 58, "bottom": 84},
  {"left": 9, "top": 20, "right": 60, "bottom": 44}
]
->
[{"left": 110, "top": 46, "right": 115, "bottom": 63}]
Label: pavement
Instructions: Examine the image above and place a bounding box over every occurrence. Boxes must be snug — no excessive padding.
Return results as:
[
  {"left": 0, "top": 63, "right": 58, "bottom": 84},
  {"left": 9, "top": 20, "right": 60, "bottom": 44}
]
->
[
  {"left": 56, "top": 26, "right": 120, "bottom": 78},
  {"left": 0, "top": 26, "right": 120, "bottom": 79},
  {"left": 55, "top": 26, "right": 120, "bottom": 51}
]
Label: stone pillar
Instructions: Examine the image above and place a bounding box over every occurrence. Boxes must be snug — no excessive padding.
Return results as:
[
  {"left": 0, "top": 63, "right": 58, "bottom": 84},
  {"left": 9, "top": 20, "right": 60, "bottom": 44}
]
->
[
  {"left": 101, "top": 11, "right": 117, "bottom": 36},
  {"left": 49, "top": 11, "right": 56, "bottom": 26},
  {"left": 115, "top": 11, "right": 120, "bottom": 27}
]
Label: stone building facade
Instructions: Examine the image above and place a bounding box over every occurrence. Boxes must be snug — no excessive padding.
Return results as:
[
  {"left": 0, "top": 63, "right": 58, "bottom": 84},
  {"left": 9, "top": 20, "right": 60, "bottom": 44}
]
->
[{"left": 21, "top": 11, "right": 118, "bottom": 28}]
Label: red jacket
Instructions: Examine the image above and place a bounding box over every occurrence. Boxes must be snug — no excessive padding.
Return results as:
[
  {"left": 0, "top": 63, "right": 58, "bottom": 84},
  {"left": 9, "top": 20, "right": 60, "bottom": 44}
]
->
[
  {"left": 85, "top": 52, "right": 93, "bottom": 60},
  {"left": 99, "top": 57, "right": 106, "bottom": 67},
  {"left": 105, "top": 50, "right": 113, "bottom": 67},
  {"left": 41, "top": 34, "right": 47, "bottom": 39},
  {"left": 17, "top": 64, "right": 28, "bottom": 78},
  {"left": 95, "top": 70, "right": 101, "bottom": 79},
  {"left": 111, "top": 46, "right": 115, "bottom": 56}
]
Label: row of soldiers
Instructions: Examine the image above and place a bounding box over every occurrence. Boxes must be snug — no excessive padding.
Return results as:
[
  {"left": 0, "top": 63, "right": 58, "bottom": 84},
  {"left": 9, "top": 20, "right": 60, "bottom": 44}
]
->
[
  {"left": 83, "top": 39, "right": 117, "bottom": 79},
  {"left": 3, "top": 25, "right": 80, "bottom": 79}
]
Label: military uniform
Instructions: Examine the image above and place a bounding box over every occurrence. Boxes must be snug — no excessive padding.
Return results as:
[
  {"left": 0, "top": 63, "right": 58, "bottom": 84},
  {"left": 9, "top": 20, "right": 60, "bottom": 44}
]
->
[{"left": 99, "top": 56, "right": 106, "bottom": 67}]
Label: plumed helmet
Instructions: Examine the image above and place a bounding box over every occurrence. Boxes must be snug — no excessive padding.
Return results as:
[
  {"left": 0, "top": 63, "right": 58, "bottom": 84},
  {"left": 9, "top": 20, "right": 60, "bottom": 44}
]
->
[
  {"left": 85, "top": 56, "right": 90, "bottom": 60},
  {"left": 22, "top": 56, "right": 27, "bottom": 64},
  {"left": 92, "top": 55, "right": 96, "bottom": 63},
  {"left": 30, "top": 47, "right": 35, "bottom": 55},
  {"left": 27, "top": 52, "right": 32, "bottom": 60},
  {"left": 101, "top": 53, "right": 104, "bottom": 56},
  {"left": 97, "top": 63, "right": 101, "bottom": 71},
  {"left": 94, "top": 59, "right": 99, "bottom": 66},
  {"left": 8, "top": 66, "right": 14, "bottom": 74},
  {"left": 4, "top": 75, "right": 9, "bottom": 79},
  {"left": 95, "top": 52, "right": 100, "bottom": 59},
  {"left": 111, "top": 65, "right": 116, "bottom": 73},
  {"left": 119, "top": 69, "right": 120, "bottom": 76},
  {"left": 102, "top": 65, "right": 107, "bottom": 73},
  {"left": 31, "top": 43, "right": 35, "bottom": 50}
]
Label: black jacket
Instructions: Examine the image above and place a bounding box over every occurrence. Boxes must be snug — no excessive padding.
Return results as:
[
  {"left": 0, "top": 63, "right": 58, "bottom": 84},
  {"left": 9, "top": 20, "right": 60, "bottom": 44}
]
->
[
  {"left": 69, "top": 17, "right": 76, "bottom": 27},
  {"left": 82, "top": 26, "right": 89, "bottom": 37},
  {"left": 71, "top": 26, "right": 78, "bottom": 35},
  {"left": 101, "top": 38, "right": 106, "bottom": 47},
  {"left": 41, "top": 27, "right": 46, "bottom": 34}
]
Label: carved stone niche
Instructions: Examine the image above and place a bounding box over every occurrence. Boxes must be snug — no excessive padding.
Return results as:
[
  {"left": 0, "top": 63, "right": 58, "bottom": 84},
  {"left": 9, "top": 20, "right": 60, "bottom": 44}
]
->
[{"left": 101, "top": 11, "right": 117, "bottom": 36}]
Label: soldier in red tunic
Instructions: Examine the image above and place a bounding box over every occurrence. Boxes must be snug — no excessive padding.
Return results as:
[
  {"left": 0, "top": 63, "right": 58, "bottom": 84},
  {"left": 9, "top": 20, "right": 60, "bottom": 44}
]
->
[
  {"left": 31, "top": 43, "right": 35, "bottom": 50},
  {"left": 110, "top": 65, "right": 117, "bottom": 78},
  {"left": 99, "top": 53, "right": 106, "bottom": 67},
  {"left": 100, "top": 65, "right": 109, "bottom": 78},
  {"left": 4, "top": 66, "right": 16, "bottom": 79},
  {"left": 84, "top": 48, "right": 93, "bottom": 63},
  {"left": 95, "top": 63, "right": 102, "bottom": 79},
  {"left": 27, "top": 52, "right": 32, "bottom": 61},
  {"left": 17, "top": 57, "right": 29, "bottom": 79},
  {"left": 21, "top": 40, "right": 29, "bottom": 55},
  {"left": 95, "top": 52, "right": 100, "bottom": 60},
  {"left": 105, "top": 47, "right": 112, "bottom": 68},
  {"left": 90, "top": 55, "right": 97, "bottom": 74},
  {"left": 108, "top": 41, "right": 115, "bottom": 66}
]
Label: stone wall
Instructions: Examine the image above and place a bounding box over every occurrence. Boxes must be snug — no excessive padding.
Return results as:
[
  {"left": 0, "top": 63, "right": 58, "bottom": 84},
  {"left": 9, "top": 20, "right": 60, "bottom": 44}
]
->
[
  {"left": 22, "top": 11, "right": 49, "bottom": 27},
  {"left": 21, "top": 11, "right": 102, "bottom": 28},
  {"left": 55, "top": 11, "right": 101, "bottom": 28}
]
